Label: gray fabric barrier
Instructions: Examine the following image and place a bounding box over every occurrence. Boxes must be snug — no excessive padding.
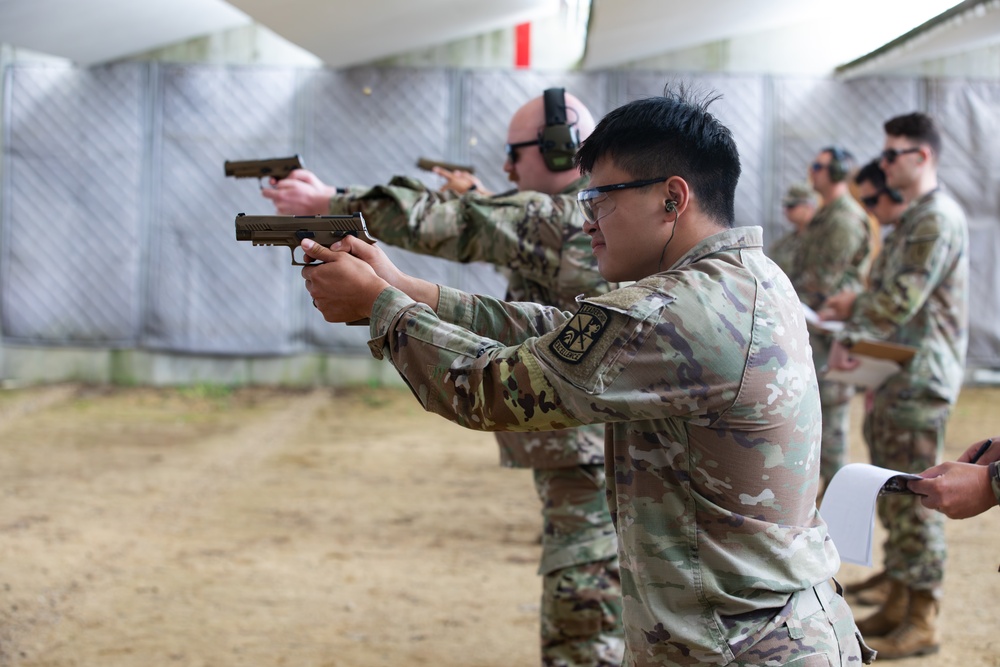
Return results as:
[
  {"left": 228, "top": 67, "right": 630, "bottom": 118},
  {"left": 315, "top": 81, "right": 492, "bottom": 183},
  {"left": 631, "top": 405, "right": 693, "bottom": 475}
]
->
[{"left": 2, "top": 63, "right": 998, "bottom": 367}]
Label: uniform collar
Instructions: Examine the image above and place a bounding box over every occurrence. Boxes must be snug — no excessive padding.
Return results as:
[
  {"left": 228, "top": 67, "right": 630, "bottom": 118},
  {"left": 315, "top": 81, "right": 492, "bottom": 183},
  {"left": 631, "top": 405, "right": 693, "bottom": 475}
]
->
[{"left": 670, "top": 226, "right": 763, "bottom": 270}]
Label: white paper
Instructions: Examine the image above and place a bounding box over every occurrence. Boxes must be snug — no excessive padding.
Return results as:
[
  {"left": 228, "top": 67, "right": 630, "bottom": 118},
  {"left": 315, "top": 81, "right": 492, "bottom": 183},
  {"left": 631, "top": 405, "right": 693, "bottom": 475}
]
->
[
  {"left": 801, "top": 302, "right": 845, "bottom": 334},
  {"left": 818, "top": 463, "right": 922, "bottom": 567},
  {"left": 823, "top": 356, "right": 902, "bottom": 389}
]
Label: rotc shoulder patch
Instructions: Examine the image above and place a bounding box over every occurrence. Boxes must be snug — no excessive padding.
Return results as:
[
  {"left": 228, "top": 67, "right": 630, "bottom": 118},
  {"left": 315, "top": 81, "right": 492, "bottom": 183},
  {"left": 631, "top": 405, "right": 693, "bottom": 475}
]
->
[{"left": 549, "top": 303, "right": 610, "bottom": 364}]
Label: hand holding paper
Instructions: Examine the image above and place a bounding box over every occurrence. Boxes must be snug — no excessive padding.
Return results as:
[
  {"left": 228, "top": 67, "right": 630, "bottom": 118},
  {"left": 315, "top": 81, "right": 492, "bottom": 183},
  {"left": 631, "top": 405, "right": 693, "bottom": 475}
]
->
[{"left": 819, "top": 463, "right": 921, "bottom": 567}]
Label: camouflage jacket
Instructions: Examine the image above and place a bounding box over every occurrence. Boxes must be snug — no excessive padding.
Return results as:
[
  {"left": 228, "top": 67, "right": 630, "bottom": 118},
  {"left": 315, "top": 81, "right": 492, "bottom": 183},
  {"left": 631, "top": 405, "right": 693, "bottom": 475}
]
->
[
  {"left": 366, "top": 226, "right": 837, "bottom": 666},
  {"left": 792, "top": 193, "right": 873, "bottom": 370},
  {"left": 767, "top": 228, "right": 803, "bottom": 279},
  {"left": 837, "top": 189, "right": 969, "bottom": 404},
  {"left": 792, "top": 193, "right": 872, "bottom": 310},
  {"left": 329, "top": 175, "right": 612, "bottom": 469}
]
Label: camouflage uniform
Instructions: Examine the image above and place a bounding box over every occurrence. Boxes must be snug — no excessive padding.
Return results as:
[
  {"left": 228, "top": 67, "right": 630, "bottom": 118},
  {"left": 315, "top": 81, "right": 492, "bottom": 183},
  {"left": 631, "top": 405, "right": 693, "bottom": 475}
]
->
[
  {"left": 329, "top": 176, "right": 623, "bottom": 666},
  {"left": 767, "top": 228, "right": 803, "bottom": 278},
  {"left": 836, "top": 189, "right": 968, "bottom": 594},
  {"left": 792, "top": 194, "right": 873, "bottom": 488},
  {"left": 366, "top": 226, "right": 871, "bottom": 666}
]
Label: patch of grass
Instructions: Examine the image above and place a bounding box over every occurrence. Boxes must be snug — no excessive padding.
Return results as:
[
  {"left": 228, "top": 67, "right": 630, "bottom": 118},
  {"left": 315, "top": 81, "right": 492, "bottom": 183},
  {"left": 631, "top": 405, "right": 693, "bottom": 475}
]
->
[{"left": 176, "top": 382, "right": 237, "bottom": 404}]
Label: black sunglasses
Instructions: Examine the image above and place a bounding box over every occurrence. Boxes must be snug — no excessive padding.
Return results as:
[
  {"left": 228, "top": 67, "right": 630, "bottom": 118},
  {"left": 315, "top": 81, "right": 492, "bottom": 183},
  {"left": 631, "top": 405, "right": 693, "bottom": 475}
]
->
[
  {"left": 880, "top": 147, "right": 921, "bottom": 164},
  {"left": 860, "top": 188, "right": 895, "bottom": 209},
  {"left": 505, "top": 139, "right": 541, "bottom": 164},
  {"left": 576, "top": 177, "right": 668, "bottom": 223},
  {"left": 860, "top": 192, "right": 882, "bottom": 209}
]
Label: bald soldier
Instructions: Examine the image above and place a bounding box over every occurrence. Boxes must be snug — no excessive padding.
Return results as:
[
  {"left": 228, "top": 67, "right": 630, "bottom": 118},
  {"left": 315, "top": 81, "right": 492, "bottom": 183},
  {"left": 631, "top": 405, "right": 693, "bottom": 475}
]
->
[
  {"left": 262, "top": 89, "right": 623, "bottom": 666},
  {"left": 297, "top": 88, "right": 874, "bottom": 666}
]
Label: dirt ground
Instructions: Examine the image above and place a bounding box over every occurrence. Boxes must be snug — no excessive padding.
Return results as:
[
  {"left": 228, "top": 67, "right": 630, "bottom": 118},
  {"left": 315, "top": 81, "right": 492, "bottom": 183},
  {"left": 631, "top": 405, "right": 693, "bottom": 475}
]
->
[{"left": 1, "top": 382, "right": 999, "bottom": 667}]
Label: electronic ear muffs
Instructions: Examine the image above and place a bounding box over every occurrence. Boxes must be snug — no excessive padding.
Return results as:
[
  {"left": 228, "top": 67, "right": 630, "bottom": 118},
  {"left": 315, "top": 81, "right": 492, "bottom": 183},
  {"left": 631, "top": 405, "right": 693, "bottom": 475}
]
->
[
  {"left": 539, "top": 87, "right": 580, "bottom": 172},
  {"left": 823, "top": 146, "right": 853, "bottom": 183}
]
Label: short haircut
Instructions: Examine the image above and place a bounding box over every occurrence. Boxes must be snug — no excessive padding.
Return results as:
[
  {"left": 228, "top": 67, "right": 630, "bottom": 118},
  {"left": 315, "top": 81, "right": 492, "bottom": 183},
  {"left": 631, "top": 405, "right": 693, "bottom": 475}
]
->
[
  {"left": 855, "top": 159, "right": 888, "bottom": 190},
  {"left": 575, "top": 84, "right": 741, "bottom": 227},
  {"left": 884, "top": 112, "right": 942, "bottom": 159}
]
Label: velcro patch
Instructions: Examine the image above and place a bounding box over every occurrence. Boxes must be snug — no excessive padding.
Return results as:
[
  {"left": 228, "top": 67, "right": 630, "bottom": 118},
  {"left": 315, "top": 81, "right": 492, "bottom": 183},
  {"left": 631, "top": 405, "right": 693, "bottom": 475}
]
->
[{"left": 549, "top": 303, "right": 609, "bottom": 364}]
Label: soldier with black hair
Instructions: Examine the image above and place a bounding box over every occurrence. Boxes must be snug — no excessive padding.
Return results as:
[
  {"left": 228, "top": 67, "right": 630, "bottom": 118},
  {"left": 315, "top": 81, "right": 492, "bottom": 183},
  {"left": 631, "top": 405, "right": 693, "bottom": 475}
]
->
[
  {"left": 298, "top": 87, "right": 873, "bottom": 667},
  {"left": 822, "top": 112, "right": 969, "bottom": 660}
]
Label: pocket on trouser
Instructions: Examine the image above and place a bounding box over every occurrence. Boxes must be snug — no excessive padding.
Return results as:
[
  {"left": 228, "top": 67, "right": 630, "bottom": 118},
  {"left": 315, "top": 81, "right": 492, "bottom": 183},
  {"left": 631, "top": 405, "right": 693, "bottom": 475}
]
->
[
  {"left": 824, "top": 591, "right": 875, "bottom": 664},
  {"left": 732, "top": 585, "right": 871, "bottom": 666}
]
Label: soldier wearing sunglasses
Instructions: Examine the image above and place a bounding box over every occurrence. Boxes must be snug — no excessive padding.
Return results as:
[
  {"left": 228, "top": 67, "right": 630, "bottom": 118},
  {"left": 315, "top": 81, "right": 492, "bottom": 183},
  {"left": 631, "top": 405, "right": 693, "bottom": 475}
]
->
[
  {"left": 791, "top": 146, "right": 874, "bottom": 499},
  {"left": 260, "top": 91, "right": 625, "bottom": 667},
  {"left": 299, "top": 87, "right": 873, "bottom": 667},
  {"left": 822, "top": 113, "right": 969, "bottom": 660}
]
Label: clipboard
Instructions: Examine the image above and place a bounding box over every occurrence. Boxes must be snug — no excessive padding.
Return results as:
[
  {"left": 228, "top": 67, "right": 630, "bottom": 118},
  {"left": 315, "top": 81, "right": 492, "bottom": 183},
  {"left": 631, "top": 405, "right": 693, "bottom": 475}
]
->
[{"left": 823, "top": 338, "right": 917, "bottom": 388}]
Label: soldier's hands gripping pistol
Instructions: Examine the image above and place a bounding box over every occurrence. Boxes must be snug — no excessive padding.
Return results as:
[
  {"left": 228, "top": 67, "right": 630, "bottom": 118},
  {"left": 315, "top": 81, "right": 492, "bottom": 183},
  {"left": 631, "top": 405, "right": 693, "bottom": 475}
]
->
[
  {"left": 235, "top": 212, "right": 376, "bottom": 266},
  {"left": 225, "top": 155, "right": 304, "bottom": 188}
]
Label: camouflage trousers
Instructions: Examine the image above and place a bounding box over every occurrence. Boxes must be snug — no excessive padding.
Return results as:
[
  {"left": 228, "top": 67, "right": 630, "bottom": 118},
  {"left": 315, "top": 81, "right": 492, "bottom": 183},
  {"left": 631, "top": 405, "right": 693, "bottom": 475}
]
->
[
  {"left": 727, "top": 582, "right": 873, "bottom": 666},
  {"left": 864, "top": 391, "right": 950, "bottom": 593},
  {"left": 819, "top": 378, "right": 854, "bottom": 490},
  {"left": 534, "top": 465, "right": 623, "bottom": 667}
]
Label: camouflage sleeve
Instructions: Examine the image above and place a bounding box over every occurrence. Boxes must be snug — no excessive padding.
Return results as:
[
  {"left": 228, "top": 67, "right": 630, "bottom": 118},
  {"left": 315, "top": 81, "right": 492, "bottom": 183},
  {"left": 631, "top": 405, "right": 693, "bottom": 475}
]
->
[
  {"left": 793, "top": 207, "right": 870, "bottom": 308},
  {"left": 841, "top": 211, "right": 960, "bottom": 344},
  {"left": 367, "top": 282, "right": 726, "bottom": 434},
  {"left": 990, "top": 461, "right": 1000, "bottom": 505},
  {"left": 328, "top": 175, "right": 576, "bottom": 284},
  {"left": 435, "top": 285, "right": 575, "bottom": 343}
]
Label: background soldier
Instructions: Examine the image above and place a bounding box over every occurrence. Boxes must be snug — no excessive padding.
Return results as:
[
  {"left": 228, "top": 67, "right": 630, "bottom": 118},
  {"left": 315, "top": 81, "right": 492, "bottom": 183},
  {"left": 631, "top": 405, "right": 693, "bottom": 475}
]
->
[
  {"left": 792, "top": 145, "right": 873, "bottom": 495},
  {"left": 261, "top": 89, "right": 624, "bottom": 666},
  {"left": 768, "top": 182, "right": 819, "bottom": 277},
  {"left": 837, "top": 160, "right": 910, "bottom": 609},
  {"left": 822, "top": 112, "right": 969, "bottom": 660}
]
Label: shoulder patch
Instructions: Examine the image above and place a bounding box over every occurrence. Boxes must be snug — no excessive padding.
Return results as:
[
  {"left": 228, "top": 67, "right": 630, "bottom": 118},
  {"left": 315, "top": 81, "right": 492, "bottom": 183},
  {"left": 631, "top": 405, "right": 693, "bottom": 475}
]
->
[{"left": 549, "top": 303, "right": 610, "bottom": 364}]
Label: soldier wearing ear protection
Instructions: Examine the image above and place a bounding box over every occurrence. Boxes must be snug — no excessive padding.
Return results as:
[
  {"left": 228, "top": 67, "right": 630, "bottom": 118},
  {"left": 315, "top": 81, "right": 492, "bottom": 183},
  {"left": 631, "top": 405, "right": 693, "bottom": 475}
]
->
[
  {"left": 262, "top": 89, "right": 624, "bottom": 667},
  {"left": 792, "top": 145, "right": 874, "bottom": 497}
]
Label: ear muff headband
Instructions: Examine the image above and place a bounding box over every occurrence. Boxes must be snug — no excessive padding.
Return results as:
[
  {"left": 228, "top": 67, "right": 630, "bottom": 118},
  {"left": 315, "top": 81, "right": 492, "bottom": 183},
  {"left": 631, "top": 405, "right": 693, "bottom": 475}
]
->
[
  {"left": 823, "top": 146, "right": 851, "bottom": 183},
  {"left": 539, "top": 87, "right": 579, "bottom": 172}
]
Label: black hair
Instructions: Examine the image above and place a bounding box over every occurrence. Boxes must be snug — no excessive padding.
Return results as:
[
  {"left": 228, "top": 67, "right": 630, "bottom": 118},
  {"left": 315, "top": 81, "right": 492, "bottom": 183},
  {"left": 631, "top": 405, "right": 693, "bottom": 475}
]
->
[
  {"left": 884, "top": 112, "right": 942, "bottom": 159},
  {"left": 575, "top": 84, "right": 740, "bottom": 227},
  {"left": 855, "top": 159, "right": 888, "bottom": 190}
]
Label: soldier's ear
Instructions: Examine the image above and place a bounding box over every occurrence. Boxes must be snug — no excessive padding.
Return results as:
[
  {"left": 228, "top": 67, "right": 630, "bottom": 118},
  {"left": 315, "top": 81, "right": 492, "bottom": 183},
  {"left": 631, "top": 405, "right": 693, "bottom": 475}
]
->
[{"left": 663, "top": 177, "right": 689, "bottom": 218}]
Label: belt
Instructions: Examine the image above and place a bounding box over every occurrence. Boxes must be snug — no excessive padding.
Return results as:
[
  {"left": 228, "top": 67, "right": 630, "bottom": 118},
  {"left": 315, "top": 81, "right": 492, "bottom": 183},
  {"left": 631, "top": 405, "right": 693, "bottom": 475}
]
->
[{"left": 793, "top": 579, "right": 837, "bottom": 619}]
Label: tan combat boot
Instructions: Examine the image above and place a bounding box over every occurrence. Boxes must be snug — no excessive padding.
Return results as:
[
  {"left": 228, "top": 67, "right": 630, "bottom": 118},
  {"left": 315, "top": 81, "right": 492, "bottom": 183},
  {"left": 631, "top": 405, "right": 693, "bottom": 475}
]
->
[
  {"left": 854, "top": 578, "right": 908, "bottom": 638},
  {"left": 864, "top": 589, "right": 940, "bottom": 659}
]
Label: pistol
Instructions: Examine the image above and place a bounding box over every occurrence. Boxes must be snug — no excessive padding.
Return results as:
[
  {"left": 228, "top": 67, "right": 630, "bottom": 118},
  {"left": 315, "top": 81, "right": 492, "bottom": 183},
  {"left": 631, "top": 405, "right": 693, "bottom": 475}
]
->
[
  {"left": 235, "top": 212, "right": 376, "bottom": 266},
  {"left": 224, "top": 155, "right": 304, "bottom": 184},
  {"left": 416, "top": 157, "right": 475, "bottom": 174}
]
